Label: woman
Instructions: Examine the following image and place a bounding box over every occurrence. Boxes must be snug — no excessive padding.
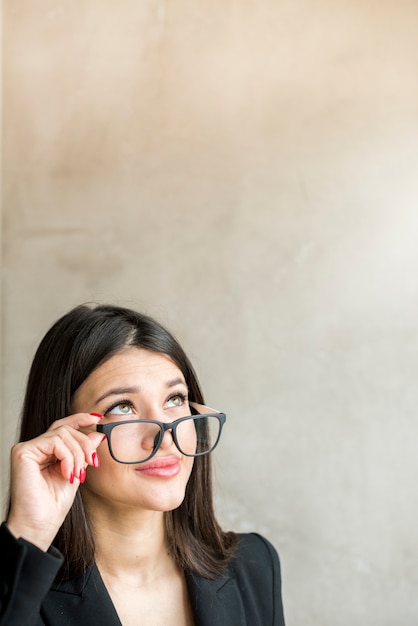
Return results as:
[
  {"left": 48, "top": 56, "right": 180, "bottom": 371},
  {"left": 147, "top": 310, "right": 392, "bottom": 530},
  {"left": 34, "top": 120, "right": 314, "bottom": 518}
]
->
[{"left": 1, "top": 303, "right": 285, "bottom": 625}]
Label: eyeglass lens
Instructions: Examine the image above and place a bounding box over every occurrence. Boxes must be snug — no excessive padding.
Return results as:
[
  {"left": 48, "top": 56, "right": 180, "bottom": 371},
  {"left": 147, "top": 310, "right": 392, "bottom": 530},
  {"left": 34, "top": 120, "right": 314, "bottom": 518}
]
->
[{"left": 108, "top": 415, "right": 221, "bottom": 463}]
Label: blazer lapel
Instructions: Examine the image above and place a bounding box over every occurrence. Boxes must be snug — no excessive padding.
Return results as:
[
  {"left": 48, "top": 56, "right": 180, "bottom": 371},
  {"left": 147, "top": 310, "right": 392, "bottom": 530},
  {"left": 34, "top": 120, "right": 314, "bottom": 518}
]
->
[
  {"left": 186, "top": 571, "right": 247, "bottom": 626},
  {"left": 45, "top": 565, "right": 122, "bottom": 626},
  {"left": 47, "top": 565, "right": 248, "bottom": 626}
]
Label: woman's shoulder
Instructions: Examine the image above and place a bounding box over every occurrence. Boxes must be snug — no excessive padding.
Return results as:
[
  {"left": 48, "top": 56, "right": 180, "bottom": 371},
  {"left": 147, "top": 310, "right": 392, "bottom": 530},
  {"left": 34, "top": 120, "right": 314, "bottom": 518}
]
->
[
  {"left": 220, "top": 533, "right": 285, "bottom": 625},
  {"left": 228, "top": 532, "right": 282, "bottom": 579},
  {"left": 235, "top": 532, "right": 280, "bottom": 559}
]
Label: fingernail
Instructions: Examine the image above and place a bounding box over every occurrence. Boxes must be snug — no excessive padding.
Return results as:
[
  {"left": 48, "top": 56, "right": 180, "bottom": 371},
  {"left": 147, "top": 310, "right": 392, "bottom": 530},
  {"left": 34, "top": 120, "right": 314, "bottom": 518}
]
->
[
  {"left": 70, "top": 471, "right": 75, "bottom": 485},
  {"left": 101, "top": 435, "right": 107, "bottom": 442},
  {"left": 79, "top": 467, "right": 86, "bottom": 484},
  {"left": 90, "top": 412, "right": 104, "bottom": 419},
  {"left": 92, "top": 452, "right": 100, "bottom": 468}
]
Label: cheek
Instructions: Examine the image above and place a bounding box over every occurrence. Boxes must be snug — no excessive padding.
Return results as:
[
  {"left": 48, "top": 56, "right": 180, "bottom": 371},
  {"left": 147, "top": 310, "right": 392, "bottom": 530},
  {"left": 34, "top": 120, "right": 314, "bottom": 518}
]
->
[
  {"left": 85, "top": 443, "right": 118, "bottom": 485},
  {"left": 97, "top": 437, "right": 113, "bottom": 465},
  {"left": 176, "top": 422, "right": 198, "bottom": 455},
  {"left": 182, "top": 456, "right": 195, "bottom": 487}
]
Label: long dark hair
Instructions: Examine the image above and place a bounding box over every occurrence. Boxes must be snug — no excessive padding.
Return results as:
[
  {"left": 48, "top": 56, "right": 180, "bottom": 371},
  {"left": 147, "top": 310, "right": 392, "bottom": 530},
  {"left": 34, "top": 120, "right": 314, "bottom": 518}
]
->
[{"left": 17, "top": 303, "right": 237, "bottom": 579}]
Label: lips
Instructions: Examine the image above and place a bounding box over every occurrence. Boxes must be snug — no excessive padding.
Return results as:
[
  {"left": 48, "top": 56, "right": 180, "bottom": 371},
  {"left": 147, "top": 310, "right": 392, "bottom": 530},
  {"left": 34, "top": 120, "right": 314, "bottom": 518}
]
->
[{"left": 135, "top": 456, "right": 182, "bottom": 478}]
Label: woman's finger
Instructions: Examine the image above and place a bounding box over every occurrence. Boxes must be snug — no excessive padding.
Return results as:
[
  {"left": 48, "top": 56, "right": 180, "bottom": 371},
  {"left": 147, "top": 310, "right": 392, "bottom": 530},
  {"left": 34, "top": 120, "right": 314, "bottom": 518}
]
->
[
  {"left": 48, "top": 411, "right": 104, "bottom": 433},
  {"left": 13, "top": 424, "right": 104, "bottom": 483}
]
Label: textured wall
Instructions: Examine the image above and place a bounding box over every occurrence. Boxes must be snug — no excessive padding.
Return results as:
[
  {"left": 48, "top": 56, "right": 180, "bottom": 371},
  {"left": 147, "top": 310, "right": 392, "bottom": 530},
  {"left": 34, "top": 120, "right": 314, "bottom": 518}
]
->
[{"left": 2, "top": 1, "right": 418, "bottom": 624}]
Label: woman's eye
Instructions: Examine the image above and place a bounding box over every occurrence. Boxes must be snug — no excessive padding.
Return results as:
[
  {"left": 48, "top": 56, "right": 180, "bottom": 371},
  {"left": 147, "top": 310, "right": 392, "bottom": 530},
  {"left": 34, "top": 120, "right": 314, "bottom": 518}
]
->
[
  {"left": 107, "top": 402, "right": 133, "bottom": 415},
  {"left": 167, "top": 394, "right": 186, "bottom": 408}
]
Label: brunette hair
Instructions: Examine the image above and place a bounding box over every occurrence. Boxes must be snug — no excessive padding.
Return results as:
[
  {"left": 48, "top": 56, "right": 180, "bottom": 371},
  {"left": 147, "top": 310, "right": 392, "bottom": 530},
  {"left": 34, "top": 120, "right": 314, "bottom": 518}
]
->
[{"left": 17, "top": 303, "right": 237, "bottom": 579}]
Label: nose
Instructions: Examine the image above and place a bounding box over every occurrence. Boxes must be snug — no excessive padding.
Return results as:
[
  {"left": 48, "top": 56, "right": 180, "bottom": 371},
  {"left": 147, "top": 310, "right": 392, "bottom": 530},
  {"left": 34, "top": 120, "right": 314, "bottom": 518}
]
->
[
  {"left": 159, "top": 426, "right": 174, "bottom": 450},
  {"left": 142, "top": 405, "right": 176, "bottom": 453}
]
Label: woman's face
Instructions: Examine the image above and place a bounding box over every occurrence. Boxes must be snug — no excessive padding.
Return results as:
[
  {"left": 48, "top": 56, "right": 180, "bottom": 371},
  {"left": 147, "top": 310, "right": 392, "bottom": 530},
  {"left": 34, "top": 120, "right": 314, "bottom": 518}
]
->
[{"left": 72, "top": 347, "right": 195, "bottom": 515}]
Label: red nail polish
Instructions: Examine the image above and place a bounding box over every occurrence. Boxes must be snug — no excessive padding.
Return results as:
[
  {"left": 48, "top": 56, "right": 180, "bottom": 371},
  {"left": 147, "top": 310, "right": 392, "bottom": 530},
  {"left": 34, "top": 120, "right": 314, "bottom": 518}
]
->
[
  {"left": 79, "top": 467, "right": 86, "bottom": 484},
  {"left": 101, "top": 435, "right": 107, "bottom": 442},
  {"left": 92, "top": 452, "right": 100, "bottom": 468},
  {"left": 90, "top": 412, "right": 104, "bottom": 419},
  {"left": 70, "top": 471, "right": 75, "bottom": 485}
]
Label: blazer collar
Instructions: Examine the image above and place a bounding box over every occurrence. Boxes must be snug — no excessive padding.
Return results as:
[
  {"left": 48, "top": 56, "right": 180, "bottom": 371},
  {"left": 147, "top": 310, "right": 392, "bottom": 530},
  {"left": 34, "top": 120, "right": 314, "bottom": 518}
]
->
[
  {"left": 52, "top": 564, "right": 247, "bottom": 626},
  {"left": 50, "top": 565, "right": 122, "bottom": 626},
  {"left": 186, "top": 570, "right": 247, "bottom": 626}
]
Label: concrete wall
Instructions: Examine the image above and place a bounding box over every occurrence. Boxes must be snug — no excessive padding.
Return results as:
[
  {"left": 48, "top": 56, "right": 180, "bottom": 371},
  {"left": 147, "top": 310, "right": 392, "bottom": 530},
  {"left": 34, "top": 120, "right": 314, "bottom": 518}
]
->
[{"left": 2, "top": 1, "right": 418, "bottom": 624}]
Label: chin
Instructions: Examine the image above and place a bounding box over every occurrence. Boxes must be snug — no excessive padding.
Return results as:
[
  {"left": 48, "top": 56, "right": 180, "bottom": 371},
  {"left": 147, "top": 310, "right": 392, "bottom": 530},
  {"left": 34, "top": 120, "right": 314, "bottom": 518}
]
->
[
  {"left": 146, "top": 489, "right": 188, "bottom": 513},
  {"left": 150, "top": 494, "right": 184, "bottom": 513}
]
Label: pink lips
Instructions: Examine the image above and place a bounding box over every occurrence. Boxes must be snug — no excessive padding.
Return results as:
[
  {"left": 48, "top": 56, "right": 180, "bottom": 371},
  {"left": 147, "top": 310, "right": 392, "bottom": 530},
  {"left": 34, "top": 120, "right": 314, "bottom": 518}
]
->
[{"left": 135, "top": 456, "right": 181, "bottom": 478}]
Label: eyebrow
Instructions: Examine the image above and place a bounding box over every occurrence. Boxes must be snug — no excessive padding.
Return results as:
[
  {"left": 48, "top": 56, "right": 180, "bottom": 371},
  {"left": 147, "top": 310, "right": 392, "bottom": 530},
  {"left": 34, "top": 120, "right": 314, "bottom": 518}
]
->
[{"left": 94, "top": 378, "right": 187, "bottom": 405}]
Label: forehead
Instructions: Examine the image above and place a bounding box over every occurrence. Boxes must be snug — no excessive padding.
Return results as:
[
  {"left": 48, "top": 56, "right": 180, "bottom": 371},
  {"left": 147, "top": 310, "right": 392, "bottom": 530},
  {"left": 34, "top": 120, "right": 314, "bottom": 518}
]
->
[{"left": 74, "top": 348, "right": 185, "bottom": 400}]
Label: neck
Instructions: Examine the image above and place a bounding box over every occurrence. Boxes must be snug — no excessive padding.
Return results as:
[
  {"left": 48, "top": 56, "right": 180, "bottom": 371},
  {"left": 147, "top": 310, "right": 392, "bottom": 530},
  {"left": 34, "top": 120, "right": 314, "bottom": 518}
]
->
[{"left": 83, "top": 492, "right": 174, "bottom": 585}]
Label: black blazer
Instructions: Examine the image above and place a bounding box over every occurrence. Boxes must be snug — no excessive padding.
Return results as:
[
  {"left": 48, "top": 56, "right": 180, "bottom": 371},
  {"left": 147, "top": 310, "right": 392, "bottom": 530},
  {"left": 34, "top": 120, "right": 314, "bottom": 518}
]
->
[{"left": 0, "top": 523, "right": 285, "bottom": 626}]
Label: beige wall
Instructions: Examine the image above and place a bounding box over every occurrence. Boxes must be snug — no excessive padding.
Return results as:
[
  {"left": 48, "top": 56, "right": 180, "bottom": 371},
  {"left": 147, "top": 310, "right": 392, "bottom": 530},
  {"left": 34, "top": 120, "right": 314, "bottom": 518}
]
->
[{"left": 2, "top": 1, "right": 418, "bottom": 624}]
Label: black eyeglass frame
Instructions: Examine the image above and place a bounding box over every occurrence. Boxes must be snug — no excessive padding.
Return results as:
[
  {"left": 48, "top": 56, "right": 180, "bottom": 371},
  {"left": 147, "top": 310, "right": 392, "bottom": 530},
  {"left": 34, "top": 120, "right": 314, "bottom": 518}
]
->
[{"left": 96, "top": 412, "right": 226, "bottom": 465}]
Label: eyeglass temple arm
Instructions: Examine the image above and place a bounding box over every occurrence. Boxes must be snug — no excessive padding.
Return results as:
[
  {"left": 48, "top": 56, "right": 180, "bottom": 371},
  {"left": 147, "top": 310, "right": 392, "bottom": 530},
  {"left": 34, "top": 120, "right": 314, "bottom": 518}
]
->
[{"left": 189, "top": 401, "right": 222, "bottom": 415}]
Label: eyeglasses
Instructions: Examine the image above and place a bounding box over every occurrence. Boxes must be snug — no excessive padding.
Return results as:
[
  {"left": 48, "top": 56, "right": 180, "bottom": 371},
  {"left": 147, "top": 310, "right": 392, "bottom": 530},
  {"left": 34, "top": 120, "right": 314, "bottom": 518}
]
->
[{"left": 96, "top": 403, "right": 226, "bottom": 464}]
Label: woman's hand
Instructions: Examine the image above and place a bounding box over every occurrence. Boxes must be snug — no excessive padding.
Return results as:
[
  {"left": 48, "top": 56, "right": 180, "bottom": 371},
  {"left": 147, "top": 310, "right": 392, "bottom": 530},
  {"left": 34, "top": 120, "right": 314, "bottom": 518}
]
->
[{"left": 6, "top": 412, "right": 105, "bottom": 551}]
